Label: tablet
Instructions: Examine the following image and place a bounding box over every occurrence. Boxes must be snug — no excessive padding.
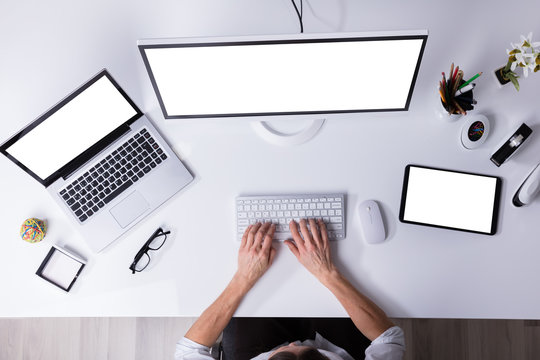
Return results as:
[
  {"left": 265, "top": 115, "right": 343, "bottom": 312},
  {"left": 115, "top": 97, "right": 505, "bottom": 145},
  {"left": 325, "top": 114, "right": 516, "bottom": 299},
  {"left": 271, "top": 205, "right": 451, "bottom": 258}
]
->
[{"left": 399, "top": 165, "right": 501, "bottom": 235}]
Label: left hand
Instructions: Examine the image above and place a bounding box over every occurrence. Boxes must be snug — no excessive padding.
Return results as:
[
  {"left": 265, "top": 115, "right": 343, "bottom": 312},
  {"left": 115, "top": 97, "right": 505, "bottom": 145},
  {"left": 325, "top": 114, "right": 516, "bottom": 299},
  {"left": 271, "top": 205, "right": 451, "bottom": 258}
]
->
[{"left": 235, "top": 222, "right": 277, "bottom": 289}]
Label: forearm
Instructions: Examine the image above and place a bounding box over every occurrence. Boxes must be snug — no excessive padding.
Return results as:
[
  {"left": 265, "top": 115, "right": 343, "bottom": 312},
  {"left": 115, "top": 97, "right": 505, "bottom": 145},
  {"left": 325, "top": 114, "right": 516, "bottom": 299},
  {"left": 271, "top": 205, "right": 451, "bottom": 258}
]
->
[
  {"left": 185, "top": 273, "right": 251, "bottom": 347},
  {"left": 320, "top": 270, "right": 394, "bottom": 341}
]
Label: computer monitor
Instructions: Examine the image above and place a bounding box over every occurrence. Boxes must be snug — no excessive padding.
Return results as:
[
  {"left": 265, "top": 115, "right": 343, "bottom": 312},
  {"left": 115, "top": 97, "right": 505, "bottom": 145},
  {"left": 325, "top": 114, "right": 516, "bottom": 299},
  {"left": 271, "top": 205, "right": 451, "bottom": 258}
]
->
[{"left": 138, "top": 30, "right": 427, "bottom": 145}]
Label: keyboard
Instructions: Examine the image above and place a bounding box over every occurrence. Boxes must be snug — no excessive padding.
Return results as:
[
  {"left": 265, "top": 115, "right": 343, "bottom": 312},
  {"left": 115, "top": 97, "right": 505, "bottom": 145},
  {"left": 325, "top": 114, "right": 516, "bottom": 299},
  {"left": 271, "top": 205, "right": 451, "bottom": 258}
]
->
[
  {"left": 236, "top": 194, "right": 346, "bottom": 241},
  {"left": 58, "top": 127, "right": 168, "bottom": 223}
]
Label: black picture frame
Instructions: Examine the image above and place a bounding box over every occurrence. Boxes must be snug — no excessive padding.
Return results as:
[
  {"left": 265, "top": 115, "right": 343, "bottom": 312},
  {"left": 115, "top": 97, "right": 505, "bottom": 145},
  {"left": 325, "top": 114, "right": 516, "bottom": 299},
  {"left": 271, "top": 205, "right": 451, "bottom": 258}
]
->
[{"left": 36, "top": 246, "right": 86, "bottom": 292}]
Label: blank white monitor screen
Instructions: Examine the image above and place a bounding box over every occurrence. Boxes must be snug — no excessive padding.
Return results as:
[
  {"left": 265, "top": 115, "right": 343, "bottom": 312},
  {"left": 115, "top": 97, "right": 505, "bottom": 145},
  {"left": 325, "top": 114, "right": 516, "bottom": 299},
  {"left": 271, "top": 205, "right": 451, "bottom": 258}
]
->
[
  {"left": 4, "top": 76, "right": 137, "bottom": 181},
  {"left": 139, "top": 32, "right": 427, "bottom": 118},
  {"left": 399, "top": 166, "right": 501, "bottom": 235}
]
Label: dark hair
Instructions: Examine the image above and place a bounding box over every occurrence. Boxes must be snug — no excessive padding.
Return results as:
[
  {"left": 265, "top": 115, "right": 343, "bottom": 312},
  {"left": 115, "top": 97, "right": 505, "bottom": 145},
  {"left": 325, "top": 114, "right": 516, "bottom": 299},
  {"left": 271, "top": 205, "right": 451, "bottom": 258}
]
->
[{"left": 269, "top": 347, "right": 330, "bottom": 360}]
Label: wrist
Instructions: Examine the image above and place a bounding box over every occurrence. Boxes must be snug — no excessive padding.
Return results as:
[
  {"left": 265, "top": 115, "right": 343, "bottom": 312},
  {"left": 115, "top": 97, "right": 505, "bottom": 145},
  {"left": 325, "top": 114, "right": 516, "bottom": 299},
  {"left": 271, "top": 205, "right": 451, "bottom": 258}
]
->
[
  {"left": 230, "top": 271, "right": 256, "bottom": 295},
  {"left": 318, "top": 267, "right": 343, "bottom": 288}
]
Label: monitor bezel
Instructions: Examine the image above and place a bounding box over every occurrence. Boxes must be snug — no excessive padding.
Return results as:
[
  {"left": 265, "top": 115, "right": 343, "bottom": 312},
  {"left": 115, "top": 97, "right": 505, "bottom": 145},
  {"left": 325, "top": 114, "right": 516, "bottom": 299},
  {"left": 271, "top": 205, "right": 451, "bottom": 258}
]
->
[
  {"left": 0, "top": 69, "right": 143, "bottom": 187},
  {"left": 399, "top": 164, "right": 502, "bottom": 235},
  {"left": 138, "top": 31, "right": 428, "bottom": 119}
]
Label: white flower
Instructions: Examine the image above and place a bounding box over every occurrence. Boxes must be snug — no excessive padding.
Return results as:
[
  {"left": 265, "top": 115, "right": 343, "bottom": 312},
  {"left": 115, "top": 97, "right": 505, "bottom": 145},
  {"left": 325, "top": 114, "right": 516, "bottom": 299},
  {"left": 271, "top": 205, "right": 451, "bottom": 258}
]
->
[{"left": 507, "top": 32, "right": 539, "bottom": 77}]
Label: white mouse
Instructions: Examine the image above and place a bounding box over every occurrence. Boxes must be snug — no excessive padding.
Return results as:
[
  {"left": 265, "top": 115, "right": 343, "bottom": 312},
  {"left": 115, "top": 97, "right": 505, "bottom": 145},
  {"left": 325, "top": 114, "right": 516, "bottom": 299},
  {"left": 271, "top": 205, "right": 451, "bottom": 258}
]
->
[{"left": 358, "top": 200, "right": 386, "bottom": 244}]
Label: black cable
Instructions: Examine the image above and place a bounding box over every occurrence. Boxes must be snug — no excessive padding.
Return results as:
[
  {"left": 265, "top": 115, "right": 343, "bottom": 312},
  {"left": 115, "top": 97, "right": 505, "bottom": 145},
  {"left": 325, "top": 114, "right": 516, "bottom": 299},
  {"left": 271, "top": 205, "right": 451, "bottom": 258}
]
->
[{"left": 290, "top": 0, "right": 304, "bottom": 33}]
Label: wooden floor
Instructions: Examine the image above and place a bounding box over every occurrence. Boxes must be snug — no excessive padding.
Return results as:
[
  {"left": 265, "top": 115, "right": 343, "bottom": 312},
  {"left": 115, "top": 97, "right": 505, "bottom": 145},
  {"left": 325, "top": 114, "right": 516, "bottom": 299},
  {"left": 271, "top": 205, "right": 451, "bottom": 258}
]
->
[{"left": 1, "top": 318, "right": 539, "bottom": 360}]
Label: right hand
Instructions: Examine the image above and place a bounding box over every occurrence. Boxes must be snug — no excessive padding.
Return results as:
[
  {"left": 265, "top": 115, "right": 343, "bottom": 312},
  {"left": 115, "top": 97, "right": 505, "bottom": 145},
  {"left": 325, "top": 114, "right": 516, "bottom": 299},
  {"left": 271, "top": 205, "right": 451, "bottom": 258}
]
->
[{"left": 285, "top": 219, "right": 337, "bottom": 282}]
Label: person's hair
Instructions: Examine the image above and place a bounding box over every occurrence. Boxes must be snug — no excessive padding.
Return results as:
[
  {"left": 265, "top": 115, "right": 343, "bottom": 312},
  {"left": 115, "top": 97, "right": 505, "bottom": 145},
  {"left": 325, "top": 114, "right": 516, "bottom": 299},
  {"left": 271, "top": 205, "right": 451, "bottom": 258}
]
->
[{"left": 269, "top": 347, "right": 330, "bottom": 360}]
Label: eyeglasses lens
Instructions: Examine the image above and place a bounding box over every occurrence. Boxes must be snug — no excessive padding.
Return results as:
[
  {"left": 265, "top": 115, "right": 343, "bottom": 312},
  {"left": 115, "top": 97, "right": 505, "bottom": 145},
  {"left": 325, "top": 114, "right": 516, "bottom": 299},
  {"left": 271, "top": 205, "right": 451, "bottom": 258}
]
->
[
  {"left": 148, "top": 233, "right": 167, "bottom": 250},
  {"left": 134, "top": 253, "right": 151, "bottom": 272}
]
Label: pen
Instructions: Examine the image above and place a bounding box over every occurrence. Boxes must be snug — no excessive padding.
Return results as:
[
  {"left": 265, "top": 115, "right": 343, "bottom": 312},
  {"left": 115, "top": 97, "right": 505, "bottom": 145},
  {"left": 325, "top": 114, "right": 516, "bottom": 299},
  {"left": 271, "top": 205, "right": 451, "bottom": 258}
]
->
[
  {"left": 455, "top": 95, "right": 477, "bottom": 104},
  {"left": 459, "top": 72, "right": 482, "bottom": 89},
  {"left": 455, "top": 83, "right": 475, "bottom": 96}
]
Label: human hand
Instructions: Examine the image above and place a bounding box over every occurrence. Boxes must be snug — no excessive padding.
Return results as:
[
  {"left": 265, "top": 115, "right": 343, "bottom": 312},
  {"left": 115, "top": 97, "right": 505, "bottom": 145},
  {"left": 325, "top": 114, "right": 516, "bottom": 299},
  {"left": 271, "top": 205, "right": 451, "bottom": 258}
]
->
[
  {"left": 285, "top": 219, "right": 337, "bottom": 282},
  {"left": 235, "top": 222, "right": 277, "bottom": 290}
]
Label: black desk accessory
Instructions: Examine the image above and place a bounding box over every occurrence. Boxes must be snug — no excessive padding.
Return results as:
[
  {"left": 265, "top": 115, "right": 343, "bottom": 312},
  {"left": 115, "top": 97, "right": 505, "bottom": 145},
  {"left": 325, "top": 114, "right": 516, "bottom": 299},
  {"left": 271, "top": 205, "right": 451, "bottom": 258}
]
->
[{"left": 490, "top": 123, "right": 532, "bottom": 167}]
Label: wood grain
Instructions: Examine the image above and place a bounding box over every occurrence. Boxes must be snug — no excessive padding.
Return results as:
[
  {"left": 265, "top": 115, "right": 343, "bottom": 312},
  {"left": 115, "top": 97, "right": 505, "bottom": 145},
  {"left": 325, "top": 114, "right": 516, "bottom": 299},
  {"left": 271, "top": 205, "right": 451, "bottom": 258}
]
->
[{"left": 0, "top": 318, "right": 539, "bottom": 360}]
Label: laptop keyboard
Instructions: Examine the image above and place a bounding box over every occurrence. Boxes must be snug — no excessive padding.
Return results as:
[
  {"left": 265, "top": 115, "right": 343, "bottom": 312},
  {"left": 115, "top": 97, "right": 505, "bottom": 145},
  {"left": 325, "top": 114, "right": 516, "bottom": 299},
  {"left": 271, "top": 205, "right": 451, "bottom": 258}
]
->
[{"left": 58, "top": 127, "right": 168, "bottom": 223}]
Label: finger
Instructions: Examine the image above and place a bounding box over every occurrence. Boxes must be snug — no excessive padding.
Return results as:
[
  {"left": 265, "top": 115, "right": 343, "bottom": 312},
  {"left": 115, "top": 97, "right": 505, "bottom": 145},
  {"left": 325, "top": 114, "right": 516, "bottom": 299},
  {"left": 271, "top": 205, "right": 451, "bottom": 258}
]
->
[
  {"left": 309, "top": 218, "right": 321, "bottom": 246},
  {"left": 247, "top": 222, "right": 262, "bottom": 248},
  {"left": 289, "top": 220, "right": 305, "bottom": 250},
  {"left": 254, "top": 222, "right": 271, "bottom": 248},
  {"left": 299, "top": 219, "right": 313, "bottom": 247},
  {"left": 284, "top": 239, "right": 300, "bottom": 258},
  {"left": 318, "top": 218, "right": 329, "bottom": 245},
  {"left": 261, "top": 223, "right": 276, "bottom": 253},
  {"left": 268, "top": 247, "right": 277, "bottom": 265},
  {"left": 240, "top": 225, "right": 252, "bottom": 248}
]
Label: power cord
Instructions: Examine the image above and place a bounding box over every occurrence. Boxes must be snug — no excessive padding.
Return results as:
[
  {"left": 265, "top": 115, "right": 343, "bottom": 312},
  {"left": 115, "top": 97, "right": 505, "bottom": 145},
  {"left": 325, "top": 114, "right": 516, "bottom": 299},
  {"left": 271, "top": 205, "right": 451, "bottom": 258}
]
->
[{"left": 290, "top": 0, "right": 304, "bottom": 33}]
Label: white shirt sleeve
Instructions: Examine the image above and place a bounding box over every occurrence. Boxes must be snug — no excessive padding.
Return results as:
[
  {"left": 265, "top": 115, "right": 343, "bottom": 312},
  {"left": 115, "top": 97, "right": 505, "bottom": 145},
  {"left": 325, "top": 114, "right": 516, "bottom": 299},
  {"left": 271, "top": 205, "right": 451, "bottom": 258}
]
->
[
  {"left": 174, "top": 337, "right": 217, "bottom": 360},
  {"left": 364, "top": 326, "right": 406, "bottom": 360}
]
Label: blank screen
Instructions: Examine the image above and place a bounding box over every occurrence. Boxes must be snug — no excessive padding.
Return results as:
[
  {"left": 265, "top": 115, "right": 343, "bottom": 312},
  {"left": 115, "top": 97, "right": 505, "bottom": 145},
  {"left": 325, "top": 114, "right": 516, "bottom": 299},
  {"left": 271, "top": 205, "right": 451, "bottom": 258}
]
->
[
  {"left": 5, "top": 76, "right": 137, "bottom": 180},
  {"left": 401, "top": 166, "right": 499, "bottom": 234},
  {"left": 142, "top": 37, "right": 425, "bottom": 117}
]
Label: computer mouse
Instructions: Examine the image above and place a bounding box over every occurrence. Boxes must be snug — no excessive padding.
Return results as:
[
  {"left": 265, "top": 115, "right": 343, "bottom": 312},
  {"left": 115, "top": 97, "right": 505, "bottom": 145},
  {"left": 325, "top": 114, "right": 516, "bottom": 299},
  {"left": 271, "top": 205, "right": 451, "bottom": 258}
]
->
[{"left": 358, "top": 200, "right": 386, "bottom": 244}]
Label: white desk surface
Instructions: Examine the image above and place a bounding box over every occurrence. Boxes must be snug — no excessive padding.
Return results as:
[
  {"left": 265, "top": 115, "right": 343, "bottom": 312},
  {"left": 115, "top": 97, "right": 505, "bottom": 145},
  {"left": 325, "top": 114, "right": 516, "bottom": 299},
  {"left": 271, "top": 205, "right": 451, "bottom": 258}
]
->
[{"left": 1, "top": 0, "right": 540, "bottom": 318}]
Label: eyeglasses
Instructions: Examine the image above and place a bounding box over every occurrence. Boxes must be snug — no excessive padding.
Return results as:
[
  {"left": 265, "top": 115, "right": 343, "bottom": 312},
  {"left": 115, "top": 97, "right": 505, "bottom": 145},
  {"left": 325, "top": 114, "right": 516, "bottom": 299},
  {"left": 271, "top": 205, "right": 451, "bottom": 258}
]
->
[{"left": 129, "top": 227, "right": 170, "bottom": 274}]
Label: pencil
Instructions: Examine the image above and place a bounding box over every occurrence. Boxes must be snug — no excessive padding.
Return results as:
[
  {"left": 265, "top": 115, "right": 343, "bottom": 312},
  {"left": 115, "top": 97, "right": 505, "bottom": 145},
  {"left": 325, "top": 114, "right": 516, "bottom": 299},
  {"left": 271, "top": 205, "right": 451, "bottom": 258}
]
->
[
  {"left": 459, "top": 72, "right": 482, "bottom": 89},
  {"left": 451, "top": 70, "right": 463, "bottom": 96},
  {"left": 439, "top": 88, "right": 446, "bottom": 104},
  {"left": 453, "top": 66, "right": 459, "bottom": 83},
  {"left": 449, "top": 63, "right": 454, "bottom": 89},
  {"left": 452, "top": 98, "right": 466, "bottom": 115}
]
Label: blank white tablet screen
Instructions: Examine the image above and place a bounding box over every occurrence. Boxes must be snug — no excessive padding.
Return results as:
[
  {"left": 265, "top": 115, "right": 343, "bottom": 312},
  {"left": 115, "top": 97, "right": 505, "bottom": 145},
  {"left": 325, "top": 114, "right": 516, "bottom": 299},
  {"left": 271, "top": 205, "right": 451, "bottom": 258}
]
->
[{"left": 402, "top": 167, "right": 498, "bottom": 233}]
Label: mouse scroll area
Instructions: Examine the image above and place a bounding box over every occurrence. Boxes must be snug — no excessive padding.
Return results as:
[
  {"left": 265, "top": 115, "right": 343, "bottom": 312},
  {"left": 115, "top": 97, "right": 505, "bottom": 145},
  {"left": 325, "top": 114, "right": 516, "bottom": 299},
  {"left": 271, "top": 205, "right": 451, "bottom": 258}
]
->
[{"left": 358, "top": 200, "right": 386, "bottom": 244}]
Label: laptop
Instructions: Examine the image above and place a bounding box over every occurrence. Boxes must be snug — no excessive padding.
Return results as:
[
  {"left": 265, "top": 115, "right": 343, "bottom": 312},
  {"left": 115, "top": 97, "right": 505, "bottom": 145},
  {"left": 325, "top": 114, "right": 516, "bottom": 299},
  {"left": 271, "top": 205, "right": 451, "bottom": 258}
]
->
[{"left": 0, "top": 69, "right": 194, "bottom": 252}]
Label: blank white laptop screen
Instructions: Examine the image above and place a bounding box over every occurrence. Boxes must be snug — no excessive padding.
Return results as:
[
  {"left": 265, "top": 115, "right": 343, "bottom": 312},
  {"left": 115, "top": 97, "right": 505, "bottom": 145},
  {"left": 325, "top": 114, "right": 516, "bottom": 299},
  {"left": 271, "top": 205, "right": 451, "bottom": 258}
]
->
[
  {"left": 4, "top": 76, "right": 137, "bottom": 181},
  {"left": 399, "top": 166, "right": 501, "bottom": 235},
  {"left": 139, "top": 32, "right": 427, "bottom": 118}
]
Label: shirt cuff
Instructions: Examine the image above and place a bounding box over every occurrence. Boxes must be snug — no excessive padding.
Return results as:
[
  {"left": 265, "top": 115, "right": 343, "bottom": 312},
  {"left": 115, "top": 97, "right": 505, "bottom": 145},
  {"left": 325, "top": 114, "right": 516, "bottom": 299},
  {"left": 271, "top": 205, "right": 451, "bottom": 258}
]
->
[
  {"left": 175, "top": 337, "right": 214, "bottom": 360},
  {"left": 371, "top": 326, "right": 405, "bottom": 347}
]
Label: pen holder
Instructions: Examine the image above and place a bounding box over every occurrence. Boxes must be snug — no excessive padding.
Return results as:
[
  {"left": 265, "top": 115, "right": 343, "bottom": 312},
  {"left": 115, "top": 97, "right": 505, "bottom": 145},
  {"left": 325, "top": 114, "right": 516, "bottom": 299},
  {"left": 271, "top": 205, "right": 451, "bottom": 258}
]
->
[{"left": 438, "top": 79, "right": 475, "bottom": 120}]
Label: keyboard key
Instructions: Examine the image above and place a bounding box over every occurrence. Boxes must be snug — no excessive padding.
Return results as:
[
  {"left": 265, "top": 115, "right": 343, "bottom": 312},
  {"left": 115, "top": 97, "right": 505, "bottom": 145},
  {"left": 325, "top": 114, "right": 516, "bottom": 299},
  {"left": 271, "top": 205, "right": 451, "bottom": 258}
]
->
[
  {"left": 79, "top": 214, "right": 88, "bottom": 222},
  {"left": 236, "top": 194, "right": 346, "bottom": 241},
  {"left": 104, "top": 180, "right": 134, "bottom": 204}
]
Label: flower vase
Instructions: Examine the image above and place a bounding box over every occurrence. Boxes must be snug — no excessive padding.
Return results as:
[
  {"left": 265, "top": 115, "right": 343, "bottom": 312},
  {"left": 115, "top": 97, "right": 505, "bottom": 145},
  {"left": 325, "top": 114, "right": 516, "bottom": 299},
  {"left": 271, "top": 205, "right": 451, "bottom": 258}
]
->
[{"left": 494, "top": 66, "right": 511, "bottom": 87}]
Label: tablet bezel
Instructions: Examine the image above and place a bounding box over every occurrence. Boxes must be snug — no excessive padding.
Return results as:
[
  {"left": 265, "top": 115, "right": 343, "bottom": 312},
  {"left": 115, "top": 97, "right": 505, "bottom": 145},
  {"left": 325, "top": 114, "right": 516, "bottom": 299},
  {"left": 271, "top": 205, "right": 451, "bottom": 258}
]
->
[{"left": 399, "top": 165, "right": 502, "bottom": 235}]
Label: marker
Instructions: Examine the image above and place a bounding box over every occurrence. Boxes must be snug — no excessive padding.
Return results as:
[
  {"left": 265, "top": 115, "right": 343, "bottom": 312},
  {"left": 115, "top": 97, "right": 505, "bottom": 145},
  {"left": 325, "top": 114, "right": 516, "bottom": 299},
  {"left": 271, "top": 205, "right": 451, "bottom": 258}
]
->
[
  {"left": 455, "top": 83, "right": 475, "bottom": 96},
  {"left": 459, "top": 72, "right": 482, "bottom": 89},
  {"left": 455, "top": 95, "right": 477, "bottom": 104}
]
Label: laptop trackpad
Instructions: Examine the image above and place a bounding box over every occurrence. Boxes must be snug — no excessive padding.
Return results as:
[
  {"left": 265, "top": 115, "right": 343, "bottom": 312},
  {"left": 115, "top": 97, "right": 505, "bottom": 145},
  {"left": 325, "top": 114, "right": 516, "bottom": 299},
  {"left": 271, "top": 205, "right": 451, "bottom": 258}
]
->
[{"left": 110, "top": 191, "right": 150, "bottom": 228}]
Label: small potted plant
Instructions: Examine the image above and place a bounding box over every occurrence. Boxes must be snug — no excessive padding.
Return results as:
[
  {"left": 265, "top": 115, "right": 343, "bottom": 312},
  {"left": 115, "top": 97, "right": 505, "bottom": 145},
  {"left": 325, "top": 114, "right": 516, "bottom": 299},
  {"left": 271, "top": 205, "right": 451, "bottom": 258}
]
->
[{"left": 495, "top": 32, "right": 540, "bottom": 91}]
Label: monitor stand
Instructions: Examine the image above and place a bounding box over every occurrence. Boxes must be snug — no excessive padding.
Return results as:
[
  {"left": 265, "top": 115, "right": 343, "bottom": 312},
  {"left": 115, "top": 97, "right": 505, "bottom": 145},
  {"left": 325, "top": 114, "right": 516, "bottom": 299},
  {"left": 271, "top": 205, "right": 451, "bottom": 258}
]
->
[{"left": 251, "top": 118, "right": 325, "bottom": 146}]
